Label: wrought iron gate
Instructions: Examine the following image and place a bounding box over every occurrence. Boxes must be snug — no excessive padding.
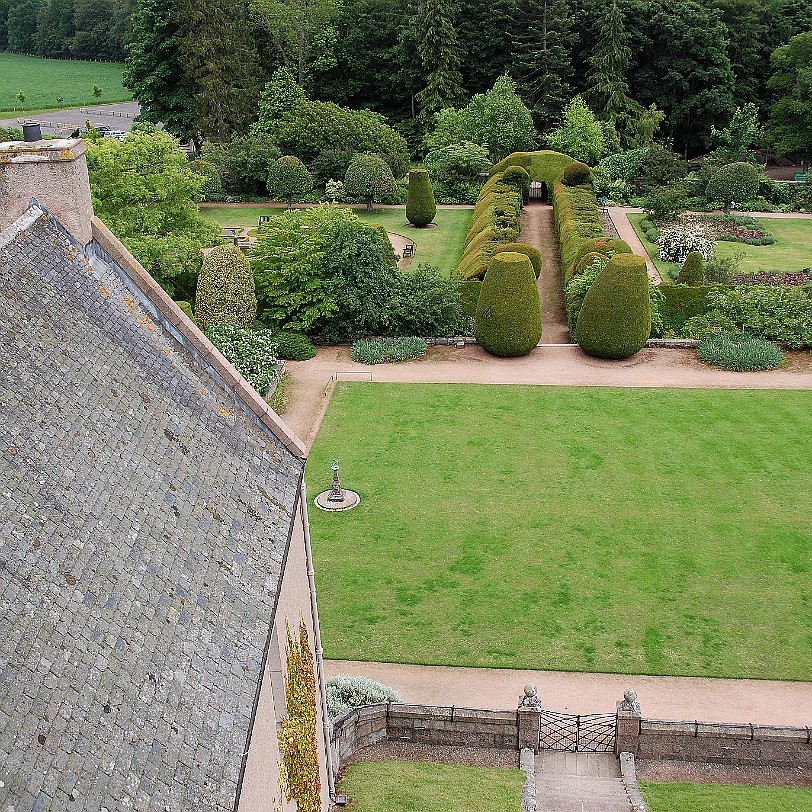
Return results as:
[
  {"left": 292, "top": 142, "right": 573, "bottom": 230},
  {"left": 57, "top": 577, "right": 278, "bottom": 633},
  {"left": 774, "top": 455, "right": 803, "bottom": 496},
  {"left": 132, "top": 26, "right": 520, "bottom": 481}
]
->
[{"left": 538, "top": 710, "right": 617, "bottom": 752}]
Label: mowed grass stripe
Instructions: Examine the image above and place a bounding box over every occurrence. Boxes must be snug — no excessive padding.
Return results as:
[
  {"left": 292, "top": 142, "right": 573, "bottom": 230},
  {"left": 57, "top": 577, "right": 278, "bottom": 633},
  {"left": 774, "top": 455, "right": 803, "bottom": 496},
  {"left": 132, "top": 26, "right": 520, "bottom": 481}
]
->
[
  {"left": 307, "top": 383, "right": 812, "bottom": 680},
  {"left": 640, "top": 782, "right": 812, "bottom": 812}
]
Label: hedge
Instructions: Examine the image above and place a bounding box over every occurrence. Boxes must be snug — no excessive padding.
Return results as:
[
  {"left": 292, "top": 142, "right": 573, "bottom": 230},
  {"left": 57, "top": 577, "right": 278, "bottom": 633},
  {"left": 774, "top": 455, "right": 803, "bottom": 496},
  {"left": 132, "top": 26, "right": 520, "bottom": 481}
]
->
[
  {"left": 475, "top": 252, "right": 542, "bottom": 356},
  {"left": 194, "top": 244, "right": 257, "bottom": 331},
  {"left": 406, "top": 168, "right": 437, "bottom": 227},
  {"left": 659, "top": 283, "right": 721, "bottom": 333},
  {"left": 561, "top": 160, "right": 593, "bottom": 187},
  {"left": 552, "top": 179, "right": 606, "bottom": 280},
  {"left": 490, "top": 150, "right": 574, "bottom": 187},
  {"left": 459, "top": 279, "right": 483, "bottom": 317},
  {"left": 575, "top": 253, "right": 651, "bottom": 359},
  {"left": 453, "top": 169, "right": 524, "bottom": 280}
]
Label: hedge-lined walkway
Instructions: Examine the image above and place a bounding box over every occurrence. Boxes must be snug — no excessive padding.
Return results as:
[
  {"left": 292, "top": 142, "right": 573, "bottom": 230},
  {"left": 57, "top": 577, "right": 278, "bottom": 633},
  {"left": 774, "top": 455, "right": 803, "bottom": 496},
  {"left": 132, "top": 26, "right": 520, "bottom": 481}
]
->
[{"left": 519, "top": 201, "right": 570, "bottom": 343}]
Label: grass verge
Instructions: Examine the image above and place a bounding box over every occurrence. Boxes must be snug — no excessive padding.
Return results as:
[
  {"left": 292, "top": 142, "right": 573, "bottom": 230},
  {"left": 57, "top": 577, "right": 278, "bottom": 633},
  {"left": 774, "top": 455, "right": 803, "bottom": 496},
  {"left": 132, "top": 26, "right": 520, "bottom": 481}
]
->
[
  {"left": 308, "top": 383, "right": 812, "bottom": 679},
  {"left": 338, "top": 761, "right": 523, "bottom": 812},
  {"left": 640, "top": 782, "right": 812, "bottom": 811},
  {"left": 0, "top": 54, "right": 129, "bottom": 112},
  {"left": 198, "top": 204, "right": 472, "bottom": 278}
]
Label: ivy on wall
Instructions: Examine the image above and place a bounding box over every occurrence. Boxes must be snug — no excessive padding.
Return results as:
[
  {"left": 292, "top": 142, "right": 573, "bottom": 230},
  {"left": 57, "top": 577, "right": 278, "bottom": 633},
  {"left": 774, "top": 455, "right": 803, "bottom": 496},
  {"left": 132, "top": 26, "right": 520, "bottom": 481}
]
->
[{"left": 280, "top": 620, "right": 321, "bottom": 812}]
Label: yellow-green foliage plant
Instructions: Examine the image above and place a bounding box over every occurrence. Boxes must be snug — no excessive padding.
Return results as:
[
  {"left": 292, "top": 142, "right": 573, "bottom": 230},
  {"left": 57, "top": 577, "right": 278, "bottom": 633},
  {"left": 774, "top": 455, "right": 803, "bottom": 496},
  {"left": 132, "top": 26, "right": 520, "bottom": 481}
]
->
[
  {"left": 475, "top": 252, "right": 542, "bottom": 356},
  {"left": 575, "top": 253, "right": 651, "bottom": 359},
  {"left": 405, "top": 168, "right": 437, "bottom": 227},
  {"left": 552, "top": 180, "right": 606, "bottom": 279},
  {"left": 194, "top": 243, "right": 257, "bottom": 331},
  {"left": 493, "top": 242, "right": 542, "bottom": 278},
  {"left": 280, "top": 620, "right": 321, "bottom": 812}
]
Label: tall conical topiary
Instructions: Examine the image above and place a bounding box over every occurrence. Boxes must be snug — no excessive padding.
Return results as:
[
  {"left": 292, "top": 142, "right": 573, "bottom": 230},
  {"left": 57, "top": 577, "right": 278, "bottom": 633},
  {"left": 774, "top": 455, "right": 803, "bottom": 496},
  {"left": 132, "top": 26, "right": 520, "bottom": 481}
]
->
[
  {"left": 677, "top": 250, "right": 705, "bottom": 285},
  {"left": 406, "top": 168, "right": 437, "bottom": 227},
  {"left": 474, "top": 252, "right": 542, "bottom": 357},
  {"left": 194, "top": 243, "right": 257, "bottom": 331},
  {"left": 493, "top": 242, "right": 542, "bottom": 278},
  {"left": 575, "top": 253, "right": 650, "bottom": 359}
]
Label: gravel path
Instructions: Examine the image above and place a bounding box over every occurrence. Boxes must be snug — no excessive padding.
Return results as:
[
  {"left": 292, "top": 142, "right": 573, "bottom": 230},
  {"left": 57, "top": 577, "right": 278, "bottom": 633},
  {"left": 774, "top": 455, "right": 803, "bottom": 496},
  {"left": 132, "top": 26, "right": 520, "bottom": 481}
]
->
[{"left": 520, "top": 202, "right": 570, "bottom": 343}]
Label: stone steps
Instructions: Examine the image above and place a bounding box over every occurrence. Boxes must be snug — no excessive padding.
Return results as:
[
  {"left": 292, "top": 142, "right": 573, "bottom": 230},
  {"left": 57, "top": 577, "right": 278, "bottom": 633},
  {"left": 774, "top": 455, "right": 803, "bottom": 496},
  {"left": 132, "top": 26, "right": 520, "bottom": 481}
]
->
[{"left": 535, "top": 752, "right": 633, "bottom": 812}]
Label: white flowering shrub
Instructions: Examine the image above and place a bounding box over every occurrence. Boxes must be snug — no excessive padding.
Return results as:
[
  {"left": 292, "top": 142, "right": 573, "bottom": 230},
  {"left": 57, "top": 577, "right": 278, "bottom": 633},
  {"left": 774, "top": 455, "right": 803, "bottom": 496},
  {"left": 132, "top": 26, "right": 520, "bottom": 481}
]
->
[
  {"left": 657, "top": 223, "right": 715, "bottom": 264},
  {"left": 205, "top": 323, "right": 279, "bottom": 394},
  {"left": 326, "top": 675, "right": 402, "bottom": 720}
]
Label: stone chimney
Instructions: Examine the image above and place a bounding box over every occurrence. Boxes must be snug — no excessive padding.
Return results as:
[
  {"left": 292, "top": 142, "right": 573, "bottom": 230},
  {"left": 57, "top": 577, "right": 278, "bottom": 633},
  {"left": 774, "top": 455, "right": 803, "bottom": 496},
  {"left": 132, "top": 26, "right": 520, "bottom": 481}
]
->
[{"left": 0, "top": 137, "right": 94, "bottom": 246}]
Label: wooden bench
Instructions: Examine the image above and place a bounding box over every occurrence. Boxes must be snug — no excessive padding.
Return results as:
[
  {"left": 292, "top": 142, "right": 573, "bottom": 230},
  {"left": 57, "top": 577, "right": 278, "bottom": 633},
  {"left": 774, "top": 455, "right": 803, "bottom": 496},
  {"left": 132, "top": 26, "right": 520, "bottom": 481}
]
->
[{"left": 402, "top": 243, "right": 415, "bottom": 258}]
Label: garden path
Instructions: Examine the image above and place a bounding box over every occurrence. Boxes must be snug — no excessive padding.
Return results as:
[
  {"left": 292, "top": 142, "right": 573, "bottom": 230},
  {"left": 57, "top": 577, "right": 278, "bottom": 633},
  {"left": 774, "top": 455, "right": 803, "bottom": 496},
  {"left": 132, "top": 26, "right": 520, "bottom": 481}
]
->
[
  {"left": 535, "top": 753, "right": 632, "bottom": 812},
  {"left": 520, "top": 202, "right": 570, "bottom": 343},
  {"left": 607, "top": 207, "right": 661, "bottom": 283},
  {"left": 323, "top": 659, "right": 812, "bottom": 728}
]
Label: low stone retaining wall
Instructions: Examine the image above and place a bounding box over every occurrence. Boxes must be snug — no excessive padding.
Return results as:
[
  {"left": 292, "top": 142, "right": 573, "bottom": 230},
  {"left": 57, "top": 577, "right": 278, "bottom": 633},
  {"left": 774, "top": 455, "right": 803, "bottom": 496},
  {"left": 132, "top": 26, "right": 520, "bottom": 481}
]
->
[
  {"left": 632, "top": 720, "right": 812, "bottom": 768},
  {"left": 331, "top": 703, "right": 518, "bottom": 767}
]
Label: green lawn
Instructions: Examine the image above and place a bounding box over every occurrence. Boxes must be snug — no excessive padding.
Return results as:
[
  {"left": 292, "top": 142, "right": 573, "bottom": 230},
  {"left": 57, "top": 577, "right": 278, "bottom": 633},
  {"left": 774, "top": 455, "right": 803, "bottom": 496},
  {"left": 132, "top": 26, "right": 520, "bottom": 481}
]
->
[
  {"left": 338, "top": 761, "right": 523, "bottom": 812},
  {"left": 198, "top": 204, "right": 472, "bottom": 277},
  {"left": 0, "top": 53, "right": 130, "bottom": 112},
  {"left": 308, "top": 383, "right": 812, "bottom": 680},
  {"left": 628, "top": 212, "right": 812, "bottom": 278},
  {"left": 640, "top": 782, "right": 812, "bottom": 811}
]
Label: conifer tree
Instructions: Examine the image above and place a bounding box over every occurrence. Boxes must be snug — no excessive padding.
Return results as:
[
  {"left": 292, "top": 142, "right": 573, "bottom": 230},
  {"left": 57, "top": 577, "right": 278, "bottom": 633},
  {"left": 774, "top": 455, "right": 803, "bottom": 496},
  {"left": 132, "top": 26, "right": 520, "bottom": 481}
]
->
[
  {"left": 415, "top": 0, "right": 465, "bottom": 115},
  {"left": 584, "top": 0, "right": 661, "bottom": 149},
  {"left": 512, "top": 0, "right": 574, "bottom": 130}
]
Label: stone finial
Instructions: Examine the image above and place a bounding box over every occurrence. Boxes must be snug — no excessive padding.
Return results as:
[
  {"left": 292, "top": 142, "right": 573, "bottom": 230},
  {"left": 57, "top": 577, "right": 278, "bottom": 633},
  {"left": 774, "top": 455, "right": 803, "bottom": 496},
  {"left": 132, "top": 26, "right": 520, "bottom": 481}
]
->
[
  {"left": 618, "top": 689, "right": 641, "bottom": 714},
  {"left": 519, "top": 683, "right": 542, "bottom": 710}
]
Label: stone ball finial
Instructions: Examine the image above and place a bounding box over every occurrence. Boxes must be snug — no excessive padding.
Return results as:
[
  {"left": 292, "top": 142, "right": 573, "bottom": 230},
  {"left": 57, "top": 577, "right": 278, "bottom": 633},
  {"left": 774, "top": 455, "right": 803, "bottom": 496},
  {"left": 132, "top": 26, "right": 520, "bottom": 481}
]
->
[
  {"left": 624, "top": 689, "right": 637, "bottom": 704},
  {"left": 619, "top": 688, "right": 641, "bottom": 714},
  {"left": 524, "top": 684, "right": 537, "bottom": 698},
  {"left": 519, "top": 683, "right": 542, "bottom": 709}
]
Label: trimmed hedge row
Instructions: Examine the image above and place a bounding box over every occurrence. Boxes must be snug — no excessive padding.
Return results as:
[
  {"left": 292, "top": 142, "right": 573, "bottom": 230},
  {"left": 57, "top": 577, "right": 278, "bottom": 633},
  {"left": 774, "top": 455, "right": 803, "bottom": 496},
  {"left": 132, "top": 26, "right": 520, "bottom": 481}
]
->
[
  {"left": 453, "top": 169, "right": 526, "bottom": 280},
  {"left": 490, "top": 150, "right": 574, "bottom": 188},
  {"left": 552, "top": 179, "right": 606, "bottom": 280},
  {"left": 659, "top": 284, "right": 721, "bottom": 332}
]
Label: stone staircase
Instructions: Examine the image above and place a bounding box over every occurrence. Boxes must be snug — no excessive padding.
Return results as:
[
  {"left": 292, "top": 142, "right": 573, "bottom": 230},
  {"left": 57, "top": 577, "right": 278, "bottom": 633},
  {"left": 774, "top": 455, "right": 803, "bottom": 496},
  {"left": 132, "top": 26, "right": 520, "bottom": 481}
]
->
[{"left": 535, "top": 751, "right": 633, "bottom": 812}]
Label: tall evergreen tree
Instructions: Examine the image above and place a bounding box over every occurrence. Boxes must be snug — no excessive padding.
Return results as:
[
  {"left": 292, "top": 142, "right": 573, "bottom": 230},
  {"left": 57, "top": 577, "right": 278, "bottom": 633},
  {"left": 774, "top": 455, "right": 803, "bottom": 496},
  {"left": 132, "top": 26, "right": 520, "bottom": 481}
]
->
[
  {"left": 6, "top": 0, "right": 41, "bottom": 53},
  {"left": 456, "top": 0, "right": 517, "bottom": 96},
  {"left": 584, "top": 0, "right": 660, "bottom": 148},
  {"left": 512, "top": 0, "right": 574, "bottom": 130},
  {"left": 181, "top": 0, "right": 262, "bottom": 142},
  {"left": 415, "top": 0, "right": 465, "bottom": 115},
  {"left": 34, "top": 0, "right": 74, "bottom": 57},
  {"left": 71, "top": 0, "right": 116, "bottom": 60}
]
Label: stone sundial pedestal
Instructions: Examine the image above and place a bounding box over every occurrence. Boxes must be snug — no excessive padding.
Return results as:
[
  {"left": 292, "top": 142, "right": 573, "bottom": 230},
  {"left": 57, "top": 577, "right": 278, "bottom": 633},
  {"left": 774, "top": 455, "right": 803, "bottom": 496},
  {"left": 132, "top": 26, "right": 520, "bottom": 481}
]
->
[{"left": 314, "top": 460, "right": 360, "bottom": 511}]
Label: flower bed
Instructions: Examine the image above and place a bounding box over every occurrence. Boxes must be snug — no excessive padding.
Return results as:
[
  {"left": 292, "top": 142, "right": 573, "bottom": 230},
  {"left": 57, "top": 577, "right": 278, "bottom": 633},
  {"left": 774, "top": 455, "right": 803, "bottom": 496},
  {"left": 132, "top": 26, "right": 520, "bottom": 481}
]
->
[
  {"left": 731, "top": 270, "right": 812, "bottom": 286},
  {"left": 701, "top": 214, "right": 774, "bottom": 245}
]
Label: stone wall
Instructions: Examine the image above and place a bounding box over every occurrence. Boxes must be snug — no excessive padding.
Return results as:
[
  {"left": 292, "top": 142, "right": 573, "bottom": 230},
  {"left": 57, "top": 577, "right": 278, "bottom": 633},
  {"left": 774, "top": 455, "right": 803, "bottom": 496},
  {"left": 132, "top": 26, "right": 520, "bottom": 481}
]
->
[
  {"left": 331, "top": 703, "right": 519, "bottom": 767},
  {"left": 634, "top": 720, "right": 812, "bottom": 768}
]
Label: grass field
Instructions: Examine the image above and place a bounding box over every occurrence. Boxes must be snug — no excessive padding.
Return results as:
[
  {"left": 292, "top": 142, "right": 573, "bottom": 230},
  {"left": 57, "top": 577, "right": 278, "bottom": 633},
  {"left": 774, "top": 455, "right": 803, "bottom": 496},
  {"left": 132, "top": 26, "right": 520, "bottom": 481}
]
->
[
  {"left": 198, "top": 204, "right": 472, "bottom": 277},
  {"left": 338, "top": 762, "right": 523, "bottom": 812},
  {"left": 640, "top": 782, "right": 812, "bottom": 811},
  {"left": 308, "top": 383, "right": 812, "bottom": 680},
  {"left": 0, "top": 54, "right": 129, "bottom": 112},
  {"left": 628, "top": 213, "right": 812, "bottom": 278}
]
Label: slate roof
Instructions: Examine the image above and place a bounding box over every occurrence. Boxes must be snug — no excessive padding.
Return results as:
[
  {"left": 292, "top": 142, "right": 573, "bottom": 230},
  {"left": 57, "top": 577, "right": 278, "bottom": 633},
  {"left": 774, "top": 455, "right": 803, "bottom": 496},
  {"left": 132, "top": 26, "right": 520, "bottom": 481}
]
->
[{"left": 0, "top": 206, "right": 305, "bottom": 811}]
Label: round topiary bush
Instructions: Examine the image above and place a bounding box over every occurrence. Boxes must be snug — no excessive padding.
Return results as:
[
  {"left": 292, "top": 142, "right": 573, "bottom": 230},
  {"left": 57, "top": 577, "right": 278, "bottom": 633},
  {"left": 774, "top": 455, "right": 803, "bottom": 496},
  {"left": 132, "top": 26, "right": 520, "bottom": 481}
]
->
[
  {"left": 405, "top": 168, "right": 437, "bottom": 227},
  {"left": 575, "top": 253, "right": 651, "bottom": 359},
  {"left": 571, "top": 251, "right": 608, "bottom": 280},
  {"left": 493, "top": 242, "right": 542, "bottom": 278},
  {"left": 266, "top": 155, "right": 313, "bottom": 208},
  {"left": 474, "top": 252, "right": 542, "bottom": 357},
  {"left": 705, "top": 161, "right": 760, "bottom": 213},
  {"left": 344, "top": 152, "right": 397, "bottom": 212},
  {"left": 561, "top": 160, "right": 593, "bottom": 187},
  {"left": 677, "top": 250, "right": 705, "bottom": 285},
  {"left": 194, "top": 244, "right": 257, "bottom": 331},
  {"left": 269, "top": 331, "right": 316, "bottom": 360},
  {"left": 697, "top": 332, "right": 784, "bottom": 371}
]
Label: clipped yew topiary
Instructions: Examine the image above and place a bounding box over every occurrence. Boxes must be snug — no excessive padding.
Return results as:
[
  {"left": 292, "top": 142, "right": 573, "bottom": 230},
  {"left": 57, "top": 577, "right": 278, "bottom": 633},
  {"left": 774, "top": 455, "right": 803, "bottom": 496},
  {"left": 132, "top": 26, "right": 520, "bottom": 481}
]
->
[
  {"left": 194, "top": 243, "right": 257, "bottom": 332},
  {"left": 677, "top": 250, "right": 705, "bottom": 285},
  {"left": 561, "top": 160, "right": 593, "bottom": 186},
  {"left": 575, "top": 253, "right": 651, "bottom": 359},
  {"left": 501, "top": 165, "right": 531, "bottom": 203},
  {"left": 459, "top": 279, "right": 483, "bottom": 317},
  {"left": 493, "top": 242, "right": 542, "bottom": 278},
  {"left": 405, "top": 168, "right": 437, "bottom": 227},
  {"left": 474, "top": 252, "right": 542, "bottom": 357}
]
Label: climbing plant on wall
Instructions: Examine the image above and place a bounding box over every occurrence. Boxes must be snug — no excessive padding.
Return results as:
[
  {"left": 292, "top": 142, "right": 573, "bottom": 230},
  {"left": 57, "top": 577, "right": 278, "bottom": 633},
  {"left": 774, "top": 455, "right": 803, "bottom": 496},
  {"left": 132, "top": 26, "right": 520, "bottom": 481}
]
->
[{"left": 280, "top": 620, "right": 321, "bottom": 812}]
